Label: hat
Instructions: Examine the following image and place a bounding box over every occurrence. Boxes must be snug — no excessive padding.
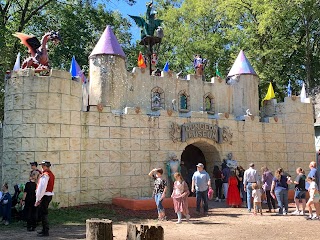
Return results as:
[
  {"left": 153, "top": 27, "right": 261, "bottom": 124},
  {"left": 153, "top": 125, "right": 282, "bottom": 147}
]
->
[
  {"left": 40, "top": 160, "right": 51, "bottom": 167},
  {"left": 249, "top": 163, "right": 255, "bottom": 167},
  {"left": 196, "top": 163, "right": 204, "bottom": 168},
  {"left": 30, "top": 162, "right": 38, "bottom": 167}
]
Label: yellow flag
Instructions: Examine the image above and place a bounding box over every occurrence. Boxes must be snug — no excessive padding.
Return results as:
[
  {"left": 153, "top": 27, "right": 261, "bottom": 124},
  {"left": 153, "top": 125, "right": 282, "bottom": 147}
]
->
[{"left": 262, "top": 82, "right": 275, "bottom": 105}]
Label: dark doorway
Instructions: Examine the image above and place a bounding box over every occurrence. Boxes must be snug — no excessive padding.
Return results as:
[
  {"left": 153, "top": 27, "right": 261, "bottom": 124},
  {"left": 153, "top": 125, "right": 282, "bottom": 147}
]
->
[{"left": 181, "top": 144, "right": 206, "bottom": 172}]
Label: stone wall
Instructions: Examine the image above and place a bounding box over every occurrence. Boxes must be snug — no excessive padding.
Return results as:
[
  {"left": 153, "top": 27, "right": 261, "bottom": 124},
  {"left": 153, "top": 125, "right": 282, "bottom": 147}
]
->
[{"left": 1, "top": 69, "right": 315, "bottom": 207}]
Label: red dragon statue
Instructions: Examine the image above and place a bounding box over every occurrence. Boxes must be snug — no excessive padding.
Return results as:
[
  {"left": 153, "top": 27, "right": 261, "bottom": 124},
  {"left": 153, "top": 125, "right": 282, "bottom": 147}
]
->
[{"left": 13, "top": 31, "right": 61, "bottom": 72}]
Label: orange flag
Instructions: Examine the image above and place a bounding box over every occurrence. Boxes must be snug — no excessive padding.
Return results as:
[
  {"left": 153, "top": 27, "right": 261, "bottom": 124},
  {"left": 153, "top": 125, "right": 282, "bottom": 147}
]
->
[{"left": 138, "top": 52, "right": 146, "bottom": 68}]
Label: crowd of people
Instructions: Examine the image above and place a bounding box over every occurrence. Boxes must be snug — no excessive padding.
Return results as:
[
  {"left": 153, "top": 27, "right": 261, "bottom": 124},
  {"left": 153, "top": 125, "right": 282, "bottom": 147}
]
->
[
  {"left": 149, "top": 159, "right": 320, "bottom": 223},
  {"left": 0, "top": 160, "right": 55, "bottom": 237}
]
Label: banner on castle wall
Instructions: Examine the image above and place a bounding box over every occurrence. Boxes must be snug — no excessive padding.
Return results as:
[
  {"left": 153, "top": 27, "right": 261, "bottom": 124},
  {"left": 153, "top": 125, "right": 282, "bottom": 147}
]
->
[{"left": 169, "top": 122, "right": 233, "bottom": 144}]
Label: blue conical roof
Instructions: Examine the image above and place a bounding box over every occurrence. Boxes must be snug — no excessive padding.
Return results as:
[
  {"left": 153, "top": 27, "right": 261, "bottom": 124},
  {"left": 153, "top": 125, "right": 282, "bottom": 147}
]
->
[{"left": 227, "top": 50, "right": 257, "bottom": 77}]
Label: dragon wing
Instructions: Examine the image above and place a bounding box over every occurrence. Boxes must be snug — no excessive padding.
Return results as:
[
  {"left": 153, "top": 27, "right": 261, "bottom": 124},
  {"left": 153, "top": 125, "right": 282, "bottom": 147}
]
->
[
  {"left": 13, "top": 32, "right": 41, "bottom": 57},
  {"left": 154, "top": 19, "right": 163, "bottom": 27},
  {"left": 128, "top": 15, "right": 146, "bottom": 28}
]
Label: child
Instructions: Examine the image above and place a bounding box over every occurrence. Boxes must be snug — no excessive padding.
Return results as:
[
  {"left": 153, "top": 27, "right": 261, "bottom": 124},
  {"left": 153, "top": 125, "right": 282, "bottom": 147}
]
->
[
  {"left": 305, "top": 177, "right": 320, "bottom": 220},
  {"left": 252, "top": 183, "right": 262, "bottom": 215},
  {"left": 0, "top": 183, "right": 12, "bottom": 225},
  {"left": 226, "top": 171, "right": 242, "bottom": 207},
  {"left": 148, "top": 168, "right": 167, "bottom": 221},
  {"left": 171, "top": 172, "right": 190, "bottom": 223}
]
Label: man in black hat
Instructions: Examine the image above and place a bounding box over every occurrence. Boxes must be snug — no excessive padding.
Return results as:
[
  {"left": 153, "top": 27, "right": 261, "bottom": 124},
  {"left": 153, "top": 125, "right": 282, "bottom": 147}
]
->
[
  {"left": 35, "top": 160, "right": 55, "bottom": 237},
  {"left": 30, "top": 162, "right": 42, "bottom": 175}
]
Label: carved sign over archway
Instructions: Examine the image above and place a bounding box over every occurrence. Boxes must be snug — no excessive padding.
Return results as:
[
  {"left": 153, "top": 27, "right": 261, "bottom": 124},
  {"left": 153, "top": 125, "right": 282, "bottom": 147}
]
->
[{"left": 169, "top": 122, "right": 232, "bottom": 144}]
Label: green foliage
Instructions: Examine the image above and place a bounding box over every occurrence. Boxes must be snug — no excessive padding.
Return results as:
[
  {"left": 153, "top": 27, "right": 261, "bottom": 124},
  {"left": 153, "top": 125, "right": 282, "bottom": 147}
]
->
[{"left": 50, "top": 201, "right": 60, "bottom": 210}]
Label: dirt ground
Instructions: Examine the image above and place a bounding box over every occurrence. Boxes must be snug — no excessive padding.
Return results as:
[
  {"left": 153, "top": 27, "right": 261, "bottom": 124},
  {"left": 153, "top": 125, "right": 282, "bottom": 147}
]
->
[{"left": 0, "top": 201, "right": 319, "bottom": 240}]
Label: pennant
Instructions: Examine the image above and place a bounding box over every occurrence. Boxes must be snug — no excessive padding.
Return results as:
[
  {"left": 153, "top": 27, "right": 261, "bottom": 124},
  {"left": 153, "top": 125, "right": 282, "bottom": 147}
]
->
[
  {"left": 13, "top": 52, "right": 21, "bottom": 71},
  {"left": 262, "top": 82, "right": 275, "bottom": 105},
  {"left": 137, "top": 52, "right": 146, "bottom": 68},
  {"left": 216, "top": 63, "right": 222, "bottom": 78},
  {"left": 163, "top": 61, "right": 169, "bottom": 72},
  {"left": 287, "top": 80, "right": 292, "bottom": 97},
  {"left": 69, "top": 56, "right": 87, "bottom": 83},
  {"left": 300, "top": 82, "right": 309, "bottom": 103}
]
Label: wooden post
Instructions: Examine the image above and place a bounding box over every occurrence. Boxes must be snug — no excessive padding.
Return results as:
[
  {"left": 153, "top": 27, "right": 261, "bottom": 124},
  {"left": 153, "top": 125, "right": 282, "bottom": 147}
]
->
[
  {"left": 126, "top": 223, "right": 164, "bottom": 240},
  {"left": 86, "top": 218, "right": 113, "bottom": 240}
]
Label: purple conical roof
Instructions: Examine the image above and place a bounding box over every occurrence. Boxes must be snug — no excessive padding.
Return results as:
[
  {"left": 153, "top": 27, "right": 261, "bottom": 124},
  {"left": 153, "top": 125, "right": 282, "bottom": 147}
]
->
[
  {"left": 227, "top": 50, "right": 257, "bottom": 77},
  {"left": 89, "top": 25, "right": 126, "bottom": 59}
]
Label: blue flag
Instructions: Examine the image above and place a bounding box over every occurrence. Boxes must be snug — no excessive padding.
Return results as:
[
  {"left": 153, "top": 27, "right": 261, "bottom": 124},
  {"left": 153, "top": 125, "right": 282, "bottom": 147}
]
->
[
  {"left": 287, "top": 80, "right": 292, "bottom": 97},
  {"left": 70, "top": 56, "right": 87, "bottom": 83},
  {"left": 163, "top": 61, "right": 169, "bottom": 72}
]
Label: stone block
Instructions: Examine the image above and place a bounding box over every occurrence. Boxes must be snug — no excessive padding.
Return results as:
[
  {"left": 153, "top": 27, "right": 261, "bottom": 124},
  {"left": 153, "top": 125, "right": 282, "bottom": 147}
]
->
[
  {"left": 4, "top": 94, "right": 13, "bottom": 111},
  {"left": 49, "top": 78, "right": 70, "bottom": 95},
  {"left": 70, "top": 80, "right": 82, "bottom": 97},
  {"left": 110, "top": 127, "right": 130, "bottom": 139},
  {"left": 130, "top": 175, "right": 150, "bottom": 188},
  {"left": 87, "top": 176, "right": 105, "bottom": 190},
  {"left": 23, "top": 109, "right": 48, "bottom": 123},
  {"left": 81, "top": 138, "right": 100, "bottom": 151},
  {"left": 120, "top": 162, "right": 141, "bottom": 176},
  {"left": 141, "top": 139, "right": 159, "bottom": 150},
  {"left": 61, "top": 125, "right": 81, "bottom": 138},
  {"left": 12, "top": 94, "right": 23, "bottom": 110},
  {"left": 89, "top": 126, "right": 109, "bottom": 139},
  {"left": 121, "top": 116, "right": 140, "bottom": 128},
  {"left": 99, "top": 162, "right": 121, "bottom": 176},
  {"left": 109, "top": 150, "right": 130, "bottom": 163},
  {"left": 36, "top": 93, "right": 62, "bottom": 110},
  {"left": 131, "top": 151, "right": 151, "bottom": 162},
  {"left": 99, "top": 113, "right": 121, "bottom": 127},
  {"left": 100, "top": 139, "right": 121, "bottom": 150},
  {"left": 68, "top": 192, "right": 81, "bottom": 206},
  {"left": 50, "top": 69, "right": 71, "bottom": 79},
  {"left": 36, "top": 124, "right": 60, "bottom": 138},
  {"left": 35, "top": 151, "right": 60, "bottom": 165},
  {"left": 23, "top": 93, "right": 37, "bottom": 110},
  {"left": 120, "top": 188, "right": 141, "bottom": 198},
  {"left": 70, "top": 138, "right": 81, "bottom": 150},
  {"left": 81, "top": 150, "right": 109, "bottom": 163},
  {"left": 22, "top": 138, "right": 47, "bottom": 151},
  {"left": 48, "top": 110, "right": 70, "bottom": 124},
  {"left": 23, "top": 76, "right": 48, "bottom": 93},
  {"left": 2, "top": 125, "right": 13, "bottom": 138},
  {"left": 80, "top": 190, "right": 99, "bottom": 203},
  {"left": 80, "top": 177, "right": 88, "bottom": 190},
  {"left": 14, "top": 151, "right": 35, "bottom": 165},
  {"left": 105, "top": 176, "right": 131, "bottom": 189},
  {"left": 130, "top": 128, "right": 149, "bottom": 139},
  {"left": 80, "top": 163, "right": 100, "bottom": 177},
  {"left": 98, "top": 189, "right": 121, "bottom": 203},
  {"left": 48, "top": 138, "right": 69, "bottom": 151},
  {"left": 159, "top": 140, "right": 177, "bottom": 151},
  {"left": 82, "top": 112, "right": 100, "bottom": 126},
  {"left": 5, "top": 110, "right": 23, "bottom": 124},
  {"left": 61, "top": 95, "right": 81, "bottom": 111},
  {"left": 60, "top": 177, "right": 79, "bottom": 193},
  {"left": 71, "top": 111, "right": 81, "bottom": 125},
  {"left": 60, "top": 151, "right": 80, "bottom": 164},
  {"left": 12, "top": 124, "right": 36, "bottom": 138}
]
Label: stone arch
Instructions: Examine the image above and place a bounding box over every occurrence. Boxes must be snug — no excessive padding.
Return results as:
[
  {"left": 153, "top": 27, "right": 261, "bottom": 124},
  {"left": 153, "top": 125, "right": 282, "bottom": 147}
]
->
[
  {"left": 203, "top": 92, "right": 215, "bottom": 114},
  {"left": 151, "top": 86, "right": 165, "bottom": 110},
  {"left": 178, "top": 89, "right": 190, "bottom": 112}
]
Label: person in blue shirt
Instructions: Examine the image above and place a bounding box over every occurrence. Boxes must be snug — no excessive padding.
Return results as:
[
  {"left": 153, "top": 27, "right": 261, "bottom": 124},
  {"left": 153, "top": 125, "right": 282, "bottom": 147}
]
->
[
  {"left": 191, "top": 163, "right": 211, "bottom": 214},
  {"left": 0, "top": 183, "right": 12, "bottom": 226},
  {"left": 306, "top": 161, "right": 319, "bottom": 190}
]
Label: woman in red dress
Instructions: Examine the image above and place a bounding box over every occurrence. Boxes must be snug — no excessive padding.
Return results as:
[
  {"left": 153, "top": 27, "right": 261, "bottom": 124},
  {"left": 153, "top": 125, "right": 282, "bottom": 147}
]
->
[{"left": 226, "top": 171, "right": 242, "bottom": 207}]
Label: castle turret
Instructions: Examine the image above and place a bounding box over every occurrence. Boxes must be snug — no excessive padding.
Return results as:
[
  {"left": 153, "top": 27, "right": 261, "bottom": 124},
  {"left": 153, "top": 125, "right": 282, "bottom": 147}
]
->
[
  {"left": 227, "top": 50, "right": 259, "bottom": 116},
  {"left": 89, "top": 25, "right": 127, "bottom": 109}
]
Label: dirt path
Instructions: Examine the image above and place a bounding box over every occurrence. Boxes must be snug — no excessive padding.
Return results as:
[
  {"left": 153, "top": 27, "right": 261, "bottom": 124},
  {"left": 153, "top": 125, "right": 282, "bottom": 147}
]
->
[{"left": 0, "top": 202, "right": 318, "bottom": 240}]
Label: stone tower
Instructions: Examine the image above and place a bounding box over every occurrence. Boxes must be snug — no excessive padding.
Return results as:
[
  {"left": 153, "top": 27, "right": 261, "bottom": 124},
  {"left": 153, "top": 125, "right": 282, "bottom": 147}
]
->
[
  {"left": 227, "top": 50, "right": 259, "bottom": 117},
  {"left": 89, "top": 25, "right": 128, "bottom": 109}
]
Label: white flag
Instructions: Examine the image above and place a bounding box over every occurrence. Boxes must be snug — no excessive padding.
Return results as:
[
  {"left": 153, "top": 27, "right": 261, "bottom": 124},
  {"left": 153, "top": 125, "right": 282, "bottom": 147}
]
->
[
  {"left": 300, "top": 82, "right": 310, "bottom": 103},
  {"left": 13, "top": 52, "right": 21, "bottom": 71}
]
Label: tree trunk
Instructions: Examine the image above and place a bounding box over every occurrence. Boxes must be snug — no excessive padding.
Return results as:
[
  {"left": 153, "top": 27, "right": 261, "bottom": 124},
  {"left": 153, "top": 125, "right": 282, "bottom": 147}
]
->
[
  {"left": 86, "top": 218, "right": 113, "bottom": 240},
  {"left": 126, "top": 223, "right": 164, "bottom": 240}
]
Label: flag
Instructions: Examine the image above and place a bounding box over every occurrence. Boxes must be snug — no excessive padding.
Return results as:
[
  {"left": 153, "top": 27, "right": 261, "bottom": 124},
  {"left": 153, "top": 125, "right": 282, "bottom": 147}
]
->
[
  {"left": 69, "top": 56, "right": 87, "bottom": 83},
  {"left": 13, "top": 52, "right": 21, "bottom": 71},
  {"left": 300, "top": 82, "right": 309, "bottom": 103},
  {"left": 137, "top": 52, "right": 146, "bottom": 68},
  {"left": 287, "top": 80, "right": 292, "bottom": 97},
  {"left": 216, "top": 63, "right": 222, "bottom": 78},
  {"left": 262, "top": 82, "right": 275, "bottom": 105},
  {"left": 163, "top": 61, "right": 169, "bottom": 72}
]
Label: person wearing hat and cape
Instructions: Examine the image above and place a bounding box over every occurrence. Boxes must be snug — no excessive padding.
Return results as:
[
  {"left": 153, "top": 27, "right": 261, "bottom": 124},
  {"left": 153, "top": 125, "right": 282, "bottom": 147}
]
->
[
  {"left": 191, "top": 163, "right": 211, "bottom": 214},
  {"left": 35, "top": 160, "right": 55, "bottom": 237}
]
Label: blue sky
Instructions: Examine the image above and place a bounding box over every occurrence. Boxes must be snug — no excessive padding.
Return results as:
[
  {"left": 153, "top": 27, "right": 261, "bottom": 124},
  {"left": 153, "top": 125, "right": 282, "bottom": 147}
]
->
[{"left": 106, "top": 0, "right": 152, "bottom": 41}]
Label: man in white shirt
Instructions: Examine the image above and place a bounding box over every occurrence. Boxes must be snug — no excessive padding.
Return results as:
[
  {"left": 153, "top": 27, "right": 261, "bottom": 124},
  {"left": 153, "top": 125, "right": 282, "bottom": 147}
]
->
[{"left": 243, "top": 163, "right": 259, "bottom": 212}]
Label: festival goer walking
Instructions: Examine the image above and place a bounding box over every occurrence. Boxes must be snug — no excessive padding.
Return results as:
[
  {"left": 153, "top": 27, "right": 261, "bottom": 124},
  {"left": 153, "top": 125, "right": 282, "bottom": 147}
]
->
[
  {"left": 292, "top": 167, "right": 307, "bottom": 215},
  {"left": 221, "top": 163, "right": 230, "bottom": 200},
  {"left": 191, "top": 163, "right": 211, "bottom": 214},
  {"left": 226, "top": 171, "right": 242, "bottom": 207},
  {"left": 271, "top": 168, "right": 290, "bottom": 215},
  {"left": 305, "top": 176, "right": 320, "bottom": 220},
  {"left": 306, "top": 161, "right": 319, "bottom": 190},
  {"left": 35, "top": 160, "right": 55, "bottom": 237},
  {"left": 0, "top": 183, "right": 12, "bottom": 226},
  {"left": 252, "top": 183, "right": 262, "bottom": 215},
  {"left": 261, "top": 166, "right": 276, "bottom": 213},
  {"left": 213, "top": 165, "right": 222, "bottom": 202},
  {"left": 236, "top": 166, "right": 246, "bottom": 205},
  {"left": 148, "top": 168, "right": 167, "bottom": 221},
  {"left": 23, "top": 170, "right": 40, "bottom": 231},
  {"left": 171, "top": 172, "right": 190, "bottom": 223},
  {"left": 243, "top": 163, "right": 259, "bottom": 212}
]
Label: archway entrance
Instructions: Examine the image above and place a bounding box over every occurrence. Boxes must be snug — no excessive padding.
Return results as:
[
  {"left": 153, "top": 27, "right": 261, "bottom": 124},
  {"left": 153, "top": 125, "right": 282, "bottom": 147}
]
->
[{"left": 181, "top": 144, "right": 206, "bottom": 171}]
